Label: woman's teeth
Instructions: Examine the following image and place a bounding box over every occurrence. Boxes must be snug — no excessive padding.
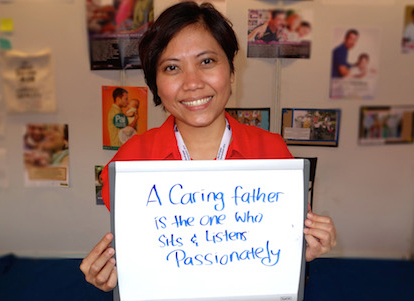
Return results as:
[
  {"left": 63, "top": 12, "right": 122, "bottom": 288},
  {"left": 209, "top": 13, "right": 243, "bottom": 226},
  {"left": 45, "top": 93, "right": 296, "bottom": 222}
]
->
[{"left": 181, "top": 96, "right": 212, "bottom": 107}]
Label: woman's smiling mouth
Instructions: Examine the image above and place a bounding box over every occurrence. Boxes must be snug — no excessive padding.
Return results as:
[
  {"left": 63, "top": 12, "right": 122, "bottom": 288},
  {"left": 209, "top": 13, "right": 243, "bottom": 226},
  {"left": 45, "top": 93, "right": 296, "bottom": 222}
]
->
[{"left": 181, "top": 96, "right": 213, "bottom": 107}]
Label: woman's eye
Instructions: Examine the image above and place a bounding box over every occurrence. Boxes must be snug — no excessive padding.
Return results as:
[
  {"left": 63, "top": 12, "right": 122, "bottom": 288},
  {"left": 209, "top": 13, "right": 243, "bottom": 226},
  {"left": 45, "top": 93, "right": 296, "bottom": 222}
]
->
[
  {"left": 165, "top": 65, "right": 178, "bottom": 71},
  {"left": 202, "top": 58, "right": 214, "bottom": 65}
]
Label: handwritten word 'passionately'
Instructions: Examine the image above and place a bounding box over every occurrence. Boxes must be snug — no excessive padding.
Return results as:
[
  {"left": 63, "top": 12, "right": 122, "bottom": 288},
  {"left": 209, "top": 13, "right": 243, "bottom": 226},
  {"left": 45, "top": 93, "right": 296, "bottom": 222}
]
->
[
  {"left": 166, "top": 241, "right": 280, "bottom": 268},
  {"left": 146, "top": 184, "right": 225, "bottom": 211}
]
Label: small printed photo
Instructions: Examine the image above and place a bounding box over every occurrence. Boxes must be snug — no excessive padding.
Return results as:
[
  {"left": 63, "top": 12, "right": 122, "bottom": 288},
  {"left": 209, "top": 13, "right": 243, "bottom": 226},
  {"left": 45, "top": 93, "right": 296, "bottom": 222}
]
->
[
  {"left": 402, "top": 6, "right": 414, "bottom": 54},
  {"left": 359, "top": 106, "right": 414, "bottom": 145},
  {"left": 23, "top": 123, "right": 69, "bottom": 187},
  {"left": 226, "top": 108, "right": 270, "bottom": 131},
  {"left": 95, "top": 165, "right": 104, "bottom": 205},
  {"left": 102, "top": 86, "right": 148, "bottom": 150},
  {"left": 247, "top": 8, "right": 313, "bottom": 58},
  {"left": 330, "top": 27, "right": 380, "bottom": 100},
  {"left": 282, "top": 108, "right": 340, "bottom": 147}
]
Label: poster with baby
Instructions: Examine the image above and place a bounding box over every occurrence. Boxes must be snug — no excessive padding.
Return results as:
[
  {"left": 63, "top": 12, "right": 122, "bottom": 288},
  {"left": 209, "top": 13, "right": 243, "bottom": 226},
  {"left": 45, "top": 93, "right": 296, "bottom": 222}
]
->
[
  {"left": 330, "top": 27, "right": 381, "bottom": 100},
  {"left": 102, "top": 86, "right": 148, "bottom": 150}
]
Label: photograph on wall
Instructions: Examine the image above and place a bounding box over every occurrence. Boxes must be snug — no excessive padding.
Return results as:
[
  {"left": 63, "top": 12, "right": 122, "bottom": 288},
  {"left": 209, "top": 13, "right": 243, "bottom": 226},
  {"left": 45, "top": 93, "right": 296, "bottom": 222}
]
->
[
  {"left": 281, "top": 108, "right": 340, "bottom": 147},
  {"left": 247, "top": 8, "right": 313, "bottom": 59},
  {"left": 102, "top": 86, "right": 148, "bottom": 150},
  {"left": 23, "top": 123, "right": 69, "bottom": 187},
  {"left": 402, "top": 6, "right": 414, "bottom": 54},
  {"left": 0, "top": 48, "right": 56, "bottom": 113},
  {"left": 86, "top": 0, "right": 153, "bottom": 70},
  {"left": 330, "top": 27, "right": 380, "bottom": 100},
  {"left": 359, "top": 106, "right": 414, "bottom": 145},
  {"left": 95, "top": 165, "right": 104, "bottom": 205},
  {"left": 226, "top": 108, "right": 270, "bottom": 131}
]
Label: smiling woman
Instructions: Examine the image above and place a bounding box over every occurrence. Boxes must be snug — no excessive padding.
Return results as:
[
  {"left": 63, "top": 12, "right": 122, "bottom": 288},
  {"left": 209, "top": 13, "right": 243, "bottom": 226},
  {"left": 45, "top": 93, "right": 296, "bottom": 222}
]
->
[
  {"left": 80, "top": 1, "right": 337, "bottom": 293},
  {"left": 155, "top": 24, "right": 233, "bottom": 159}
]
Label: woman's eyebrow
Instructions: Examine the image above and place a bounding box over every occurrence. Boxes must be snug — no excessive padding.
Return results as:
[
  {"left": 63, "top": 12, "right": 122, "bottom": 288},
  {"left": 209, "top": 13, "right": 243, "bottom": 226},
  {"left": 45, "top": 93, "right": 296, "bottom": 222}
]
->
[
  {"left": 196, "top": 50, "right": 218, "bottom": 57},
  {"left": 158, "top": 57, "right": 179, "bottom": 65},
  {"left": 158, "top": 50, "right": 219, "bottom": 65}
]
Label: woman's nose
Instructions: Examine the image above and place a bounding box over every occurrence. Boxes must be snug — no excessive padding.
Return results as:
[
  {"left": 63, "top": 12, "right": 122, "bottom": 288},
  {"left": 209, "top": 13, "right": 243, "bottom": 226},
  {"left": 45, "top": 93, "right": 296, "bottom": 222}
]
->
[{"left": 182, "top": 68, "right": 204, "bottom": 91}]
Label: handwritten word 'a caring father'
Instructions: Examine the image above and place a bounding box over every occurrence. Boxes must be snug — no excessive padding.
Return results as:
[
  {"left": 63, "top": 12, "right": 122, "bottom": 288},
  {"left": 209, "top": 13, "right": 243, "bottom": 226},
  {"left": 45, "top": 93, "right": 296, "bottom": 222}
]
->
[{"left": 146, "top": 184, "right": 284, "bottom": 212}]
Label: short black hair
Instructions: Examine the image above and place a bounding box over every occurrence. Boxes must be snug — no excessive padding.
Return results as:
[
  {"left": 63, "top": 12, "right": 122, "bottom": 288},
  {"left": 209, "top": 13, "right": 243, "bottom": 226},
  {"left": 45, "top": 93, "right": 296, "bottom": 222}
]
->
[
  {"left": 112, "top": 87, "right": 128, "bottom": 102},
  {"left": 139, "top": 1, "right": 239, "bottom": 106},
  {"left": 271, "top": 9, "right": 285, "bottom": 19},
  {"left": 357, "top": 53, "right": 369, "bottom": 63},
  {"left": 63, "top": 124, "right": 69, "bottom": 149},
  {"left": 300, "top": 21, "right": 311, "bottom": 28},
  {"left": 345, "top": 29, "right": 359, "bottom": 40}
]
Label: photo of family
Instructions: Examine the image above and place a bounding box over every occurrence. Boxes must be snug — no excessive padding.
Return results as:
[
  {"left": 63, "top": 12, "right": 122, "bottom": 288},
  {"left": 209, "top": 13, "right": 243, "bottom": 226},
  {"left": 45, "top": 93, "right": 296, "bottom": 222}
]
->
[
  {"left": 23, "top": 123, "right": 69, "bottom": 187},
  {"left": 247, "top": 8, "right": 313, "bottom": 58},
  {"left": 402, "top": 6, "right": 414, "bottom": 54},
  {"left": 86, "top": 0, "right": 153, "bottom": 69},
  {"left": 330, "top": 27, "right": 380, "bottom": 100},
  {"left": 94, "top": 165, "right": 104, "bottom": 205},
  {"left": 102, "top": 86, "right": 148, "bottom": 150},
  {"left": 359, "top": 106, "right": 414, "bottom": 145},
  {"left": 226, "top": 108, "right": 270, "bottom": 131},
  {"left": 281, "top": 108, "right": 340, "bottom": 147}
]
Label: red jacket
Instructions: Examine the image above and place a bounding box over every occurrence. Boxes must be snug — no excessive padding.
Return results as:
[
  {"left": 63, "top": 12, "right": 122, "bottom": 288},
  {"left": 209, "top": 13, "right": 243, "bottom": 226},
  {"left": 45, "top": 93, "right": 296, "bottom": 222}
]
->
[{"left": 101, "top": 112, "right": 293, "bottom": 210}]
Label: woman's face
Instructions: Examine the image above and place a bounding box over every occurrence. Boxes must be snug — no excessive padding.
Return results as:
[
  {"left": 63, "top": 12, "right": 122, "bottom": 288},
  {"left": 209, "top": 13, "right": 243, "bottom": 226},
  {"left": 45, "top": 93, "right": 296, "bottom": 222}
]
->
[{"left": 156, "top": 24, "right": 234, "bottom": 129}]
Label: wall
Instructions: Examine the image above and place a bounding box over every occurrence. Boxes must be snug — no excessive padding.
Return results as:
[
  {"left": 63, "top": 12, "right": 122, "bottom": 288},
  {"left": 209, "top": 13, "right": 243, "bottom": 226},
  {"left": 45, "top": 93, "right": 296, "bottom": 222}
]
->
[{"left": 0, "top": 0, "right": 413, "bottom": 259}]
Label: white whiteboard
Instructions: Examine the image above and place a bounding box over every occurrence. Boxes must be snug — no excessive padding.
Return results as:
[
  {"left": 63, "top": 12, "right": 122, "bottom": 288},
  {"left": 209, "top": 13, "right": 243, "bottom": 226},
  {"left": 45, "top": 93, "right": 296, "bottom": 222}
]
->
[{"left": 109, "top": 159, "right": 308, "bottom": 301}]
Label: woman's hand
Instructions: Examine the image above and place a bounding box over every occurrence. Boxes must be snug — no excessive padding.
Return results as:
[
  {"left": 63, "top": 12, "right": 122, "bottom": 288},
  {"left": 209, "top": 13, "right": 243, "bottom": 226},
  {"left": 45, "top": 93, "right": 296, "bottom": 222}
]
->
[
  {"left": 303, "top": 204, "right": 337, "bottom": 262},
  {"left": 80, "top": 233, "right": 118, "bottom": 292}
]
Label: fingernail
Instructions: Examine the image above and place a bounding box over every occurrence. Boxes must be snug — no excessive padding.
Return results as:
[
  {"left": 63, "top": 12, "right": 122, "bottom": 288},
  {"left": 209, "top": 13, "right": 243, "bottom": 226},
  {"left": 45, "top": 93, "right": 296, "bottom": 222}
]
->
[
  {"left": 305, "top": 219, "right": 312, "bottom": 226},
  {"left": 307, "top": 212, "right": 313, "bottom": 218},
  {"left": 107, "top": 248, "right": 114, "bottom": 256}
]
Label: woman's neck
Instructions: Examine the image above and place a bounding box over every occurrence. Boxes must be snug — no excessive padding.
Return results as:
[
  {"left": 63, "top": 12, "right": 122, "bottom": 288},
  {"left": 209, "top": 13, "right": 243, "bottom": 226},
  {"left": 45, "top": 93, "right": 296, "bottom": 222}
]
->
[{"left": 176, "top": 115, "right": 227, "bottom": 160}]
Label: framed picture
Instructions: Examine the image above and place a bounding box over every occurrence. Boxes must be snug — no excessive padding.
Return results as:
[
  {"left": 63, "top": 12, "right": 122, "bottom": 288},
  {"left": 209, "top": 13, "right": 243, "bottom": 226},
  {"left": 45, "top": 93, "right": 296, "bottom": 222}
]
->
[
  {"left": 359, "top": 106, "right": 414, "bottom": 145},
  {"left": 226, "top": 108, "right": 270, "bottom": 131},
  {"left": 281, "top": 108, "right": 341, "bottom": 147}
]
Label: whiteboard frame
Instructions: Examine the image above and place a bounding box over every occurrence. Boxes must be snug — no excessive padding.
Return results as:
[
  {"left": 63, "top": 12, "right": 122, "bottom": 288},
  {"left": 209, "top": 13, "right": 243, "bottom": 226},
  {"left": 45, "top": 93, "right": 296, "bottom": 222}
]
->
[{"left": 109, "top": 159, "right": 309, "bottom": 301}]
